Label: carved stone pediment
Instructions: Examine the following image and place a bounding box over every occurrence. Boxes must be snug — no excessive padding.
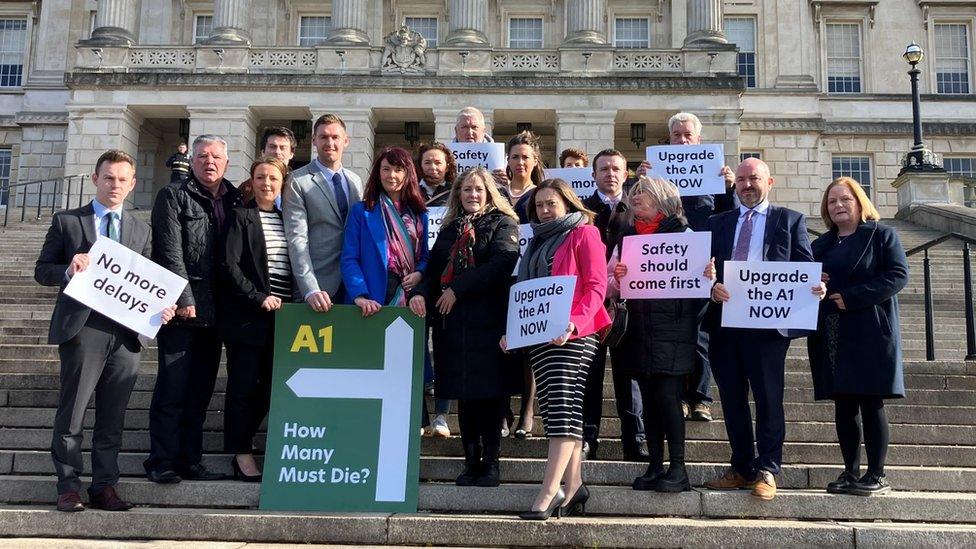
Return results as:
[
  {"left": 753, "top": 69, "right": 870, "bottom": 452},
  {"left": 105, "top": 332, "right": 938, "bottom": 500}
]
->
[{"left": 382, "top": 25, "right": 427, "bottom": 75}]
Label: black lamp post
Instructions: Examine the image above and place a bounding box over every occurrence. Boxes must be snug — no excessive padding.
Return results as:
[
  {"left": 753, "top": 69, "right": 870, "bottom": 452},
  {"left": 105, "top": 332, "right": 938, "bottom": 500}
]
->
[
  {"left": 404, "top": 121, "right": 420, "bottom": 147},
  {"left": 900, "top": 41, "right": 944, "bottom": 174},
  {"left": 630, "top": 123, "right": 646, "bottom": 149}
]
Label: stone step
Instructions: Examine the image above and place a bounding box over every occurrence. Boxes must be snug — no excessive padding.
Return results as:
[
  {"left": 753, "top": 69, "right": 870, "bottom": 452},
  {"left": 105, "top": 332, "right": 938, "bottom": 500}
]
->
[
  {"left": 1, "top": 476, "right": 975, "bottom": 525},
  {"left": 5, "top": 450, "right": 976, "bottom": 493},
  {"left": 0, "top": 429, "right": 971, "bottom": 466},
  {"left": 9, "top": 505, "right": 974, "bottom": 549},
  {"left": 3, "top": 407, "right": 975, "bottom": 445}
]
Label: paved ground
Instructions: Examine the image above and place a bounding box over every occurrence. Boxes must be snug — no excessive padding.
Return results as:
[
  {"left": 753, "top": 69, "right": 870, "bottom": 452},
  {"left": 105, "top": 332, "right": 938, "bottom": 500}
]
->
[{"left": 0, "top": 540, "right": 482, "bottom": 549}]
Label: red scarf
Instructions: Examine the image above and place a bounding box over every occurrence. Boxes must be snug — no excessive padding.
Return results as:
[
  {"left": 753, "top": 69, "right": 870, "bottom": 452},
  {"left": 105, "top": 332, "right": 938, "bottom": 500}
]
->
[{"left": 635, "top": 212, "right": 666, "bottom": 235}]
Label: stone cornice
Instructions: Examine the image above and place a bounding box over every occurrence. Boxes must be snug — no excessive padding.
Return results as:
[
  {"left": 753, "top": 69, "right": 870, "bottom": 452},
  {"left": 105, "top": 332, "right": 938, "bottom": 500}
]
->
[
  {"left": 63, "top": 72, "right": 745, "bottom": 93},
  {"left": 825, "top": 121, "right": 976, "bottom": 136},
  {"left": 741, "top": 119, "right": 826, "bottom": 131},
  {"left": 14, "top": 112, "right": 69, "bottom": 125}
]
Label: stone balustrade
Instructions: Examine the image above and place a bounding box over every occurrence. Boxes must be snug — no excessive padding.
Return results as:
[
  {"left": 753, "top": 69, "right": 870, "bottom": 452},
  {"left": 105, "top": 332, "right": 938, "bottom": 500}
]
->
[{"left": 72, "top": 45, "right": 735, "bottom": 78}]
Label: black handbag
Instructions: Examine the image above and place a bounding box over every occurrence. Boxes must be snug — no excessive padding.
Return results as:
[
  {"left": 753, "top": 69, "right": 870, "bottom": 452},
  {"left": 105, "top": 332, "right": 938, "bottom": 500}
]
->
[{"left": 601, "top": 298, "right": 628, "bottom": 347}]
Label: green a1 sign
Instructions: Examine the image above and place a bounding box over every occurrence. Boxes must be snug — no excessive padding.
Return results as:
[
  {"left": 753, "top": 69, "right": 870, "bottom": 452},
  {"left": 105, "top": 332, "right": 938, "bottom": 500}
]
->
[{"left": 259, "top": 304, "right": 424, "bottom": 512}]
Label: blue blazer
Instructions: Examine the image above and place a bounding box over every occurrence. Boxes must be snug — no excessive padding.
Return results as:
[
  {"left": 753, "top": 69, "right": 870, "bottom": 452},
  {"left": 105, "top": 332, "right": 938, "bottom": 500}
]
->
[
  {"left": 703, "top": 204, "right": 815, "bottom": 336},
  {"left": 340, "top": 200, "right": 429, "bottom": 303}
]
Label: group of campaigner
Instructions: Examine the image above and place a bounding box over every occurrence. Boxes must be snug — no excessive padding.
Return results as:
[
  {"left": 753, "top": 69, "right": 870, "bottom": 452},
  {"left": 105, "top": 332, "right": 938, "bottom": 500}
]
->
[{"left": 34, "top": 108, "right": 908, "bottom": 519}]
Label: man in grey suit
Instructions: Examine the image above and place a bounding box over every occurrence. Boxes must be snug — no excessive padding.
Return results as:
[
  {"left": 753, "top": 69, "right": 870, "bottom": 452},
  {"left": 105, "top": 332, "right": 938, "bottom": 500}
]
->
[
  {"left": 35, "top": 150, "right": 175, "bottom": 512},
  {"left": 284, "top": 113, "right": 363, "bottom": 311}
]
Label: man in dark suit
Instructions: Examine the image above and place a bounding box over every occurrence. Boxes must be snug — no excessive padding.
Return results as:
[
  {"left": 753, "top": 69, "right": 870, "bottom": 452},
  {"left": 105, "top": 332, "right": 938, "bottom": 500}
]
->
[
  {"left": 580, "top": 148, "right": 645, "bottom": 461},
  {"left": 702, "top": 158, "right": 824, "bottom": 500},
  {"left": 35, "top": 150, "right": 175, "bottom": 512},
  {"left": 146, "top": 134, "right": 242, "bottom": 483}
]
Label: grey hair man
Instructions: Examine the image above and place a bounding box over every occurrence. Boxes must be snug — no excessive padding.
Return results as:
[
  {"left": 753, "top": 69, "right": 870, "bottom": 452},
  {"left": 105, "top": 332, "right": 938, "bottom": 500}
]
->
[
  {"left": 453, "top": 106, "right": 510, "bottom": 187},
  {"left": 145, "top": 133, "right": 243, "bottom": 484}
]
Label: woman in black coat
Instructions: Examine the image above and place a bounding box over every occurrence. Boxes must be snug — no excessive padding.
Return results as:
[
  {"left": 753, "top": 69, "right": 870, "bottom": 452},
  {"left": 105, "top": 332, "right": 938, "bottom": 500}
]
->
[
  {"left": 408, "top": 167, "right": 520, "bottom": 488},
  {"left": 218, "top": 157, "right": 295, "bottom": 482},
  {"left": 808, "top": 176, "right": 908, "bottom": 497},
  {"left": 610, "top": 177, "right": 701, "bottom": 493}
]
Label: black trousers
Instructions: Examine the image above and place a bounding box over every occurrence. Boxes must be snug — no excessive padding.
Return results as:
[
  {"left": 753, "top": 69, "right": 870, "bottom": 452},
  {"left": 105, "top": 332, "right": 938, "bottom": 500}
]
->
[
  {"left": 582, "top": 344, "right": 644, "bottom": 449},
  {"left": 53, "top": 313, "right": 140, "bottom": 494},
  {"left": 223, "top": 341, "right": 273, "bottom": 454},
  {"left": 637, "top": 373, "right": 686, "bottom": 466},
  {"left": 458, "top": 397, "right": 505, "bottom": 449},
  {"left": 709, "top": 328, "right": 789, "bottom": 477},
  {"left": 145, "top": 324, "right": 223, "bottom": 473},
  {"left": 835, "top": 395, "right": 890, "bottom": 476}
]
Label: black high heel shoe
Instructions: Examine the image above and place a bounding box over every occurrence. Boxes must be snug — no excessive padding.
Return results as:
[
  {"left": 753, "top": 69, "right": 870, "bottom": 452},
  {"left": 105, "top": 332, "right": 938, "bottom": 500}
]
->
[
  {"left": 561, "top": 484, "right": 590, "bottom": 516},
  {"left": 518, "top": 489, "right": 565, "bottom": 520},
  {"left": 231, "top": 456, "right": 262, "bottom": 482}
]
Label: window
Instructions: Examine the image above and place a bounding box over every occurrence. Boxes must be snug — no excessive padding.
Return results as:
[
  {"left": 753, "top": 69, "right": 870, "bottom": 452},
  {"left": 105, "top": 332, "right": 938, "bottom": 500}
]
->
[
  {"left": 614, "top": 18, "right": 649, "bottom": 49},
  {"left": 935, "top": 24, "right": 971, "bottom": 94},
  {"left": 299, "top": 16, "right": 332, "bottom": 46},
  {"left": 508, "top": 18, "right": 543, "bottom": 49},
  {"left": 946, "top": 157, "right": 976, "bottom": 207},
  {"left": 0, "top": 20, "right": 26, "bottom": 88},
  {"left": 825, "top": 23, "right": 862, "bottom": 93},
  {"left": 193, "top": 15, "right": 213, "bottom": 44},
  {"left": 832, "top": 156, "right": 872, "bottom": 197},
  {"left": 740, "top": 151, "right": 761, "bottom": 162},
  {"left": 0, "top": 149, "right": 9, "bottom": 206},
  {"left": 405, "top": 17, "right": 437, "bottom": 48},
  {"left": 725, "top": 17, "right": 756, "bottom": 88}
]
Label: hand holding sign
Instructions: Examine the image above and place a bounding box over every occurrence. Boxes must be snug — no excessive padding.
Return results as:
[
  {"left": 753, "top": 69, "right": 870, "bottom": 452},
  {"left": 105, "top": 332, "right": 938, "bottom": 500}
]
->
[{"left": 720, "top": 261, "right": 823, "bottom": 330}]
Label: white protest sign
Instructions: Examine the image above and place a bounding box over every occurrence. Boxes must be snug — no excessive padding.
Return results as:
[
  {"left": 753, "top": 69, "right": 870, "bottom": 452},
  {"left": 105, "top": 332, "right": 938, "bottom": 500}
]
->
[
  {"left": 506, "top": 275, "right": 576, "bottom": 350},
  {"left": 619, "top": 232, "right": 712, "bottom": 299},
  {"left": 544, "top": 167, "right": 596, "bottom": 198},
  {"left": 721, "top": 261, "right": 822, "bottom": 330},
  {"left": 64, "top": 237, "right": 187, "bottom": 338},
  {"left": 512, "top": 223, "right": 534, "bottom": 276},
  {"left": 426, "top": 207, "right": 447, "bottom": 250},
  {"left": 645, "top": 144, "right": 726, "bottom": 197},
  {"left": 447, "top": 142, "right": 506, "bottom": 173}
]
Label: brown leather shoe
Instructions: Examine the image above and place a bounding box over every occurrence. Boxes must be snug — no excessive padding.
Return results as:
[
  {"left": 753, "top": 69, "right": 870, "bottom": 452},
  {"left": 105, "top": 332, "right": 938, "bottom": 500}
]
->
[
  {"left": 87, "top": 486, "right": 133, "bottom": 511},
  {"left": 56, "top": 492, "right": 85, "bottom": 512},
  {"left": 751, "top": 470, "right": 777, "bottom": 500},
  {"left": 704, "top": 468, "right": 758, "bottom": 490}
]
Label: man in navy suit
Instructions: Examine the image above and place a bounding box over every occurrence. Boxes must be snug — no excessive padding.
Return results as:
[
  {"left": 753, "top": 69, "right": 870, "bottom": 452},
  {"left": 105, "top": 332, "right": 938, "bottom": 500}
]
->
[{"left": 702, "top": 158, "right": 824, "bottom": 500}]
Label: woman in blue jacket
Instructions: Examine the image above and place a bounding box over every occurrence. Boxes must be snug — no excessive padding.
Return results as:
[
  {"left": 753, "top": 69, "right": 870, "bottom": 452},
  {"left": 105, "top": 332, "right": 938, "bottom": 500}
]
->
[{"left": 341, "top": 147, "right": 429, "bottom": 316}]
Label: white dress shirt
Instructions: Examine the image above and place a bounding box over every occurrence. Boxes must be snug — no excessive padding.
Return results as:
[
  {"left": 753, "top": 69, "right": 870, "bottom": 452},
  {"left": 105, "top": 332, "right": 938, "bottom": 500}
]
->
[{"left": 732, "top": 200, "right": 770, "bottom": 262}]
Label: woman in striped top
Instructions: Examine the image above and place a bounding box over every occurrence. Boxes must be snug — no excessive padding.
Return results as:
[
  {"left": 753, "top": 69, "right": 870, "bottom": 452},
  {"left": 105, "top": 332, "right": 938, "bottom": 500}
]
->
[{"left": 218, "top": 156, "right": 295, "bottom": 482}]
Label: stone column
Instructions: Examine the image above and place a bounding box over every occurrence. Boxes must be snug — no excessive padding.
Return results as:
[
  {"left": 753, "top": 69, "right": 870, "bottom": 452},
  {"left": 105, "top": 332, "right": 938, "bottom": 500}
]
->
[
  {"left": 64, "top": 106, "right": 143, "bottom": 203},
  {"left": 325, "top": 0, "right": 370, "bottom": 45},
  {"left": 444, "top": 0, "right": 489, "bottom": 46},
  {"left": 555, "top": 110, "right": 616, "bottom": 160},
  {"left": 684, "top": 0, "right": 727, "bottom": 47},
  {"left": 203, "top": 0, "right": 252, "bottom": 45},
  {"left": 564, "top": 0, "right": 607, "bottom": 45},
  {"left": 186, "top": 107, "right": 258, "bottom": 184},
  {"left": 82, "top": 0, "right": 137, "bottom": 45}
]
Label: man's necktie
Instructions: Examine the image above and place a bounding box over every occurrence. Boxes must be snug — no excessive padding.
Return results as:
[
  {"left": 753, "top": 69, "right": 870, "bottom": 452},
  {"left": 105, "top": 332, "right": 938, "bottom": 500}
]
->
[
  {"left": 105, "top": 211, "right": 120, "bottom": 242},
  {"left": 732, "top": 209, "right": 753, "bottom": 261},
  {"left": 332, "top": 172, "right": 349, "bottom": 221}
]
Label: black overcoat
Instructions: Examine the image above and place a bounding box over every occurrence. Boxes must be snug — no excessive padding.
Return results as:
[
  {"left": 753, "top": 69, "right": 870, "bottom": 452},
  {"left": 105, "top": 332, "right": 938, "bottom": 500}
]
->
[
  {"left": 419, "top": 209, "right": 520, "bottom": 399},
  {"left": 807, "top": 221, "right": 908, "bottom": 400}
]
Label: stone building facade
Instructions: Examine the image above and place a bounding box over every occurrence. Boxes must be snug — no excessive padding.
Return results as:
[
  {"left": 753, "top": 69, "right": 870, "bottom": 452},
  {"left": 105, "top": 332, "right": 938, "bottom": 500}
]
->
[{"left": 0, "top": 0, "right": 974, "bottom": 216}]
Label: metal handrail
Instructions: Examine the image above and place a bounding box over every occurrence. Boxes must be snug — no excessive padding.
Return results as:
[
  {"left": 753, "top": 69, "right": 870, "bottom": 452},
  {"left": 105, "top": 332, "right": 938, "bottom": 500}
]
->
[
  {"left": 2, "top": 174, "right": 89, "bottom": 227},
  {"left": 901, "top": 232, "right": 976, "bottom": 361}
]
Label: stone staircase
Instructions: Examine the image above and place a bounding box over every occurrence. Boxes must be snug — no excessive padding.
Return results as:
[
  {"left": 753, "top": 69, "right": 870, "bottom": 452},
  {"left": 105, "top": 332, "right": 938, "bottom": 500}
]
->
[{"left": 0, "top": 215, "right": 975, "bottom": 547}]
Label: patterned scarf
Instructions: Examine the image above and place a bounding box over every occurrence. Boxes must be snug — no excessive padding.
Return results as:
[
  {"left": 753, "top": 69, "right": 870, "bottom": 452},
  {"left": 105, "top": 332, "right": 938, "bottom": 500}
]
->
[
  {"left": 381, "top": 193, "right": 423, "bottom": 306},
  {"left": 441, "top": 209, "right": 488, "bottom": 287}
]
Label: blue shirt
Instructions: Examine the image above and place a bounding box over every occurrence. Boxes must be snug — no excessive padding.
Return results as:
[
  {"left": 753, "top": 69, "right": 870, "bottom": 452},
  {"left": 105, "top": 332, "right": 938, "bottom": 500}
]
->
[{"left": 313, "top": 158, "right": 352, "bottom": 208}]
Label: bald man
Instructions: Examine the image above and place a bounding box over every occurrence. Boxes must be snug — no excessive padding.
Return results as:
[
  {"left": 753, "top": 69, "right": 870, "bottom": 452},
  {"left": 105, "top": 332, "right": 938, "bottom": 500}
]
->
[{"left": 700, "top": 158, "right": 823, "bottom": 501}]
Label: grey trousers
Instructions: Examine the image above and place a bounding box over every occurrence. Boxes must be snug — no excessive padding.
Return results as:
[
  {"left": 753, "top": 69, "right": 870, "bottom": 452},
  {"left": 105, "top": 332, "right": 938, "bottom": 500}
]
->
[{"left": 52, "top": 313, "right": 140, "bottom": 494}]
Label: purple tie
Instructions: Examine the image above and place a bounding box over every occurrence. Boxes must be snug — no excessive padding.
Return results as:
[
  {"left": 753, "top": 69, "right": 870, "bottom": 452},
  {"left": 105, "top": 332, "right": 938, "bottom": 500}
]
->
[{"left": 732, "top": 210, "right": 754, "bottom": 261}]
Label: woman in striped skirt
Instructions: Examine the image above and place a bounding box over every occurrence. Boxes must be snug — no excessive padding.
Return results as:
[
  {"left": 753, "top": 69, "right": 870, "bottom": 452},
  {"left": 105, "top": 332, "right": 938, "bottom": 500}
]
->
[
  {"left": 504, "top": 178, "right": 611, "bottom": 520},
  {"left": 218, "top": 156, "right": 296, "bottom": 481}
]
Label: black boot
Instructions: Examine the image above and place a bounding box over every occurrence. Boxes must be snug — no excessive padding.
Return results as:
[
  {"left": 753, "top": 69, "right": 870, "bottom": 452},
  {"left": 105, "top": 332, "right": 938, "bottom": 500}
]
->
[
  {"left": 456, "top": 444, "right": 481, "bottom": 487},
  {"left": 632, "top": 462, "right": 665, "bottom": 491},
  {"left": 655, "top": 461, "right": 691, "bottom": 492},
  {"left": 475, "top": 445, "right": 500, "bottom": 487}
]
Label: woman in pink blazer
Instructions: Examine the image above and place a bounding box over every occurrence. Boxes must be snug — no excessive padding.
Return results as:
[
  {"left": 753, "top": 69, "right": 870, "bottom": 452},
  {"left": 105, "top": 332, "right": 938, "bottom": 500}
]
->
[{"left": 505, "top": 178, "right": 611, "bottom": 520}]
